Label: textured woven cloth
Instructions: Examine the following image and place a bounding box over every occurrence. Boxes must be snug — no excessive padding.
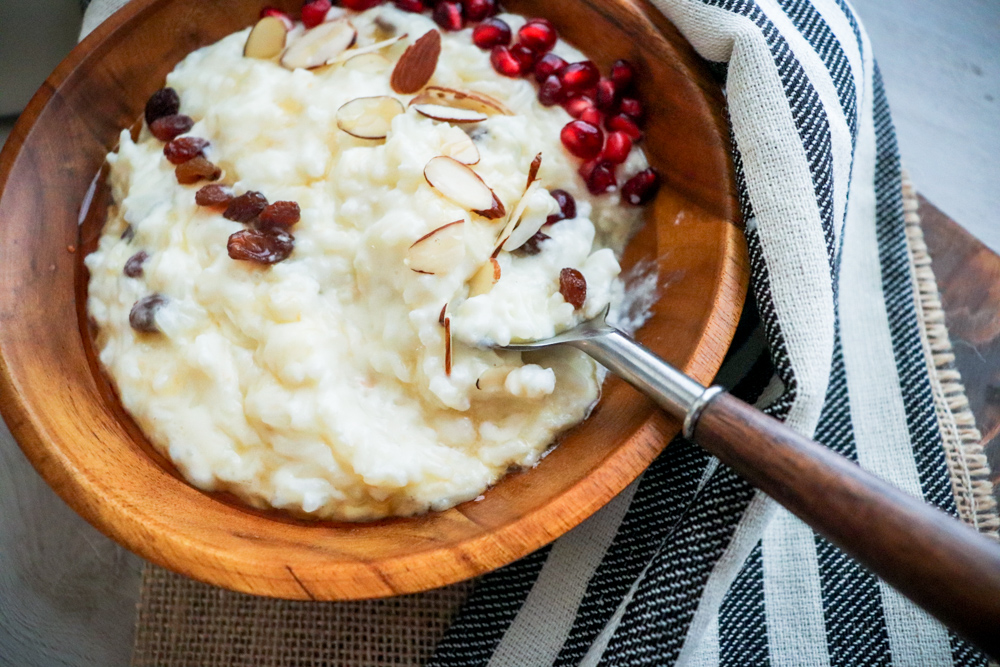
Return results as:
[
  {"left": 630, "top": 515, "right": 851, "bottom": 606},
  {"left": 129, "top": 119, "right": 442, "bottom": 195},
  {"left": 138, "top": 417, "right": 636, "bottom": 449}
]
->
[{"left": 78, "top": 1, "right": 1000, "bottom": 665}]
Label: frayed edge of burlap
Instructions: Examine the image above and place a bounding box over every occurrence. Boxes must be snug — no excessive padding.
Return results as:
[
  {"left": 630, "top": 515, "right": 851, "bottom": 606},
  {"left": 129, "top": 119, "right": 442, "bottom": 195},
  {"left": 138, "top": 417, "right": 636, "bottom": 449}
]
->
[{"left": 902, "top": 172, "right": 999, "bottom": 539}]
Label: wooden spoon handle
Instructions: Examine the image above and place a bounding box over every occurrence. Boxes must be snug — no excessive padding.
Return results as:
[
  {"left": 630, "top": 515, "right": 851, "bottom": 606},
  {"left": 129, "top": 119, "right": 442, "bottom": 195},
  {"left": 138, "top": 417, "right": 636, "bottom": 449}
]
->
[{"left": 694, "top": 392, "right": 1000, "bottom": 658}]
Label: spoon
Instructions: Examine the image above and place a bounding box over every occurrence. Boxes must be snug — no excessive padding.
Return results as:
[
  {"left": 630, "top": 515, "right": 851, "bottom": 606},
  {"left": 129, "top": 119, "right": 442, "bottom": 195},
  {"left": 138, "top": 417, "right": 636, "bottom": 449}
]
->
[{"left": 501, "top": 310, "right": 1000, "bottom": 658}]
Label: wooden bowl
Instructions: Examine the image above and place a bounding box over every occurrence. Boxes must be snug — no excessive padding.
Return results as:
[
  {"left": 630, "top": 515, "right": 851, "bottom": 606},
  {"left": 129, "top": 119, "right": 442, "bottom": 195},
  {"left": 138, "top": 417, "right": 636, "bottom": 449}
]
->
[{"left": 0, "top": 0, "right": 746, "bottom": 599}]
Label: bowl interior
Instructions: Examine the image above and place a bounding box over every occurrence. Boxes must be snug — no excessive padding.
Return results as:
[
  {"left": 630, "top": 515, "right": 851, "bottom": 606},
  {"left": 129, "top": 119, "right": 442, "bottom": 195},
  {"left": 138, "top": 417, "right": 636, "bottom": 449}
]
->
[{"left": 0, "top": 0, "right": 745, "bottom": 599}]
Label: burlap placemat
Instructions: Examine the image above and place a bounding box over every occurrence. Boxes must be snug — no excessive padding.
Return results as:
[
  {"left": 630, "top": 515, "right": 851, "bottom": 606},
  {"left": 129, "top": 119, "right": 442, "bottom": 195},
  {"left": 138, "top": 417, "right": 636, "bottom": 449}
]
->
[{"left": 129, "top": 181, "right": 998, "bottom": 667}]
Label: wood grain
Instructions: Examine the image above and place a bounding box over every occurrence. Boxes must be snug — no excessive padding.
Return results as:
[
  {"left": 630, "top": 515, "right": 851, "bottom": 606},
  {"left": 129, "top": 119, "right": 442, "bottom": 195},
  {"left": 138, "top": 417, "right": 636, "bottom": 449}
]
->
[
  {"left": 0, "top": 0, "right": 746, "bottom": 599},
  {"left": 694, "top": 392, "right": 1000, "bottom": 657},
  {"left": 919, "top": 195, "right": 1000, "bottom": 500}
]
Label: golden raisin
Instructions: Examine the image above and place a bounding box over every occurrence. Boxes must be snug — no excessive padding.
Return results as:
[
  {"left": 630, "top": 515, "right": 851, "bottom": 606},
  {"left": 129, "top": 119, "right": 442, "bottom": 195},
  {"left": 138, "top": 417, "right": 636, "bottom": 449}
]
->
[
  {"left": 227, "top": 228, "right": 294, "bottom": 264},
  {"left": 129, "top": 294, "right": 166, "bottom": 333},
  {"left": 144, "top": 88, "right": 179, "bottom": 127},
  {"left": 164, "top": 137, "right": 209, "bottom": 165},
  {"left": 175, "top": 156, "right": 221, "bottom": 184},
  {"left": 150, "top": 114, "right": 194, "bottom": 142},
  {"left": 258, "top": 201, "right": 301, "bottom": 228},
  {"left": 559, "top": 267, "right": 587, "bottom": 309},
  {"left": 223, "top": 191, "right": 268, "bottom": 223},
  {"left": 123, "top": 250, "right": 148, "bottom": 277},
  {"left": 195, "top": 184, "right": 233, "bottom": 209}
]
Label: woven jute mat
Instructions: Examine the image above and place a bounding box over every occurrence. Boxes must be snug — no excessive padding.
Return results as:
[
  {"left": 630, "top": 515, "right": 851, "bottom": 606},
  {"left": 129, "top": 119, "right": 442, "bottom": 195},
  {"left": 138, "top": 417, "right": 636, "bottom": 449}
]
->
[{"left": 128, "top": 179, "right": 998, "bottom": 666}]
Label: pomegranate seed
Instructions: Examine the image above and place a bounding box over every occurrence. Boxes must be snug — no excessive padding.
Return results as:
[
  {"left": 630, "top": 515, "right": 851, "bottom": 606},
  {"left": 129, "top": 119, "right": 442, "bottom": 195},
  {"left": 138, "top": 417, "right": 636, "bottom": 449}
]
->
[
  {"left": 560, "top": 61, "right": 599, "bottom": 93},
  {"left": 224, "top": 191, "right": 268, "bottom": 222},
  {"left": 394, "top": 0, "right": 425, "bottom": 11},
  {"left": 579, "top": 106, "right": 602, "bottom": 127},
  {"left": 510, "top": 43, "right": 537, "bottom": 72},
  {"left": 610, "top": 59, "right": 635, "bottom": 90},
  {"left": 560, "top": 120, "right": 603, "bottom": 160},
  {"left": 258, "top": 201, "right": 301, "bottom": 228},
  {"left": 605, "top": 114, "right": 642, "bottom": 141},
  {"left": 546, "top": 189, "right": 576, "bottom": 224},
  {"left": 517, "top": 231, "right": 550, "bottom": 256},
  {"left": 621, "top": 168, "right": 659, "bottom": 205},
  {"left": 228, "top": 228, "right": 295, "bottom": 264},
  {"left": 472, "top": 18, "right": 511, "bottom": 49},
  {"left": 433, "top": 1, "right": 464, "bottom": 31},
  {"left": 559, "top": 268, "right": 587, "bottom": 308},
  {"left": 301, "top": 0, "right": 331, "bottom": 28},
  {"left": 538, "top": 75, "right": 565, "bottom": 106},
  {"left": 144, "top": 88, "right": 179, "bottom": 127},
  {"left": 195, "top": 184, "right": 233, "bottom": 209},
  {"left": 562, "top": 95, "right": 595, "bottom": 119},
  {"left": 596, "top": 78, "right": 618, "bottom": 111},
  {"left": 175, "top": 156, "right": 221, "bottom": 184},
  {"left": 581, "top": 160, "right": 616, "bottom": 194},
  {"left": 463, "top": 0, "right": 496, "bottom": 21},
  {"left": 619, "top": 97, "right": 643, "bottom": 119},
  {"left": 129, "top": 294, "right": 166, "bottom": 333},
  {"left": 149, "top": 114, "right": 193, "bottom": 142},
  {"left": 518, "top": 18, "right": 556, "bottom": 54},
  {"left": 490, "top": 45, "right": 523, "bottom": 77},
  {"left": 123, "top": 250, "right": 148, "bottom": 278},
  {"left": 602, "top": 131, "right": 632, "bottom": 164},
  {"left": 341, "top": 0, "right": 383, "bottom": 9},
  {"left": 534, "top": 52, "right": 567, "bottom": 83},
  {"left": 164, "top": 136, "right": 208, "bottom": 164},
  {"left": 260, "top": 6, "right": 294, "bottom": 29}
]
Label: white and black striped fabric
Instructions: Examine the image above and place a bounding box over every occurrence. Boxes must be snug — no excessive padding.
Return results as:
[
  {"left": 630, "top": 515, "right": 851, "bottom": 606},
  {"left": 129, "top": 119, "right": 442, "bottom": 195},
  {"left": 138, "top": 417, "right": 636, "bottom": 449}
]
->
[{"left": 426, "top": 1, "right": 989, "bottom": 665}]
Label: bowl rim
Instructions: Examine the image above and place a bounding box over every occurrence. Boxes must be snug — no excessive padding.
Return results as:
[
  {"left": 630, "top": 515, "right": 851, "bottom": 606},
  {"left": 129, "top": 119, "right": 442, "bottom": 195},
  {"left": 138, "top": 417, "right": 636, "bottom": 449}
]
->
[{"left": 0, "top": 0, "right": 748, "bottom": 599}]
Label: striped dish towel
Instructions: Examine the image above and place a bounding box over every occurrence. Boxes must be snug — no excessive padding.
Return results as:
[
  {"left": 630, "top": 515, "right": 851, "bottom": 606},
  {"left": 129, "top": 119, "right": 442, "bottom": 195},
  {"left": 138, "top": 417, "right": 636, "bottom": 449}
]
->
[{"left": 423, "top": 1, "right": 999, "bottom": 666}]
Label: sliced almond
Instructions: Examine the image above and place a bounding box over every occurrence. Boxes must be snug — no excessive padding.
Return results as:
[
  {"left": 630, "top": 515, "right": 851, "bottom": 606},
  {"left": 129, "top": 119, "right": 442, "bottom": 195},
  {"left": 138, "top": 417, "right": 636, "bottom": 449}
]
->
[
  {"left": 526, "top": 152, "right": 542, "bottom": 189},
  {"left": 408, "top": 220, "right": 465, "bottom": 275},
  {"left": 325, "top": 33, "right": 407, "bottom": 64},
  {"left": 410, "top": 87, "right": 513, "bottom": 116},
  {"left": 244, "top": 17, "right": 288, "bottom": 60},
  {"left": 440, "top": 133, "right": 480, "bottom": 165},
  {"left": 468, "top": 258, "right": 501, "bottom": 297},
  {"left": 391, "top": 30, "right": 441, "bottom": 94},
  {"left": 424, "top": 157, "right": 504, "bottom": 218},
  {"left": 494, "top": 181, "right": 542, "bottom": 255},
  {"left": 475, "top": 366, "right": 515, "bottom": 391},
  {"left": 336, "top": 96, "right": 404, "bottom": 140},
  {"left": 280, "top": 19, "right": 357, "bottom": 70},
  {"left": 412, "top": 104, "right": 489, "bottom": 124},
  {"left": 442, "top": 310, "right": 452, "bottom": 376}
]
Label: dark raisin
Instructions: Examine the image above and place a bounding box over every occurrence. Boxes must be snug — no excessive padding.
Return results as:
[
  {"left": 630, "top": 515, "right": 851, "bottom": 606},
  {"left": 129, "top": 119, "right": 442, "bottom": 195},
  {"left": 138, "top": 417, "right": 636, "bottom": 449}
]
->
[
  {"left": 227, "top": 228, "right": 294, "bottom": 264},
  {"left": 144, "top": 88, "right": 180, "bottom": 127},
  {"left": 129, "top": 294, "right": 166, "bottom": 333},
  {"left": 546, "top": 189, "right": 576, "bottom": 224},
  {"left": 124, "top": 250, "right": 148, "bottom": 277},
  {"left": 164, "top": 137, "right": 209, "bottom": 164},
  {"left": 150, "top": 114, "right": 194, "bottom": 142},
  {"left": 258, "top": 201, "right": 301, "bottom": 228},
  {"left": 120, "top": 224, "right": 135, "bottom": 242},
  {"left": 195, "top": 184, "right": 234, "bottom": 209},
  {"left": 223, "top": 191, "right": 268, "bottom": 223},
  {"left": 175, "top": 156, "right": 221, "bottom": 184},
  {"left": 559, "top": 267, "right": 587, "bottom": 309},
  {"left": 516, "top": 231, "right": 550, "bottom": 256}
]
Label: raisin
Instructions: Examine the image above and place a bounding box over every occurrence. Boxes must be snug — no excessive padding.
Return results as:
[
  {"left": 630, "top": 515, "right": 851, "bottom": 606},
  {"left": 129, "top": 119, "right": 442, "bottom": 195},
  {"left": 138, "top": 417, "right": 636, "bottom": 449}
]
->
[
  {"left": 120, "top": 224, "right": 135, "bottom": 242},
  {"left": 129, "top": 294, "right": 166, "bottom": 333},
  {"left": 123, "top": 250, "right": 148, "bottom": 277},
  {"left": 516, "top": 231, "right": 550, "bottom": 256},
  {"left": 227, "top": 228, "right": 294, "bottom": 264},
  {"left": 144, "top": 88, "right": 180, "bottom": 127},
  {"left": 258, "top": 201, "right": 301, "bottom": 228},
  {"left": 175, "top": 156, "right": 221, "bottom": 184},
  {"left": 223, "top": 191, "right": 268, "bottom": 223},
  {"left": 195, "top": 184, "right": 233, "bottom": 209},
  {"left": 164, "top": 137, "right": 209, "bottom": 164},
  {"left": 546, "top": 189, "right": 576, "bottom": 224},
  {"left": 559, "top": 267, "right": 587, "bottom": 309},
  {"left": 150, "top": 114, "right": 194, "bottom": 142}
]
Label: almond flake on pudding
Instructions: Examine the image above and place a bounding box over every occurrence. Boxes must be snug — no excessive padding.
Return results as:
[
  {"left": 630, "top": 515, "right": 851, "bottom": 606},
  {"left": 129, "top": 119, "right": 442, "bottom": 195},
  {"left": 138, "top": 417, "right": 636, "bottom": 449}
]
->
[
  {"left": 412, "top": 104, "right": 489, "bottom": 124},
  {"left": 390, "top": 29, "right": 441, "bottom": 94},
  {"left": 280, "top": 18, "right": 357, "bottom": 70},
  {"left": 244, "top": 16, "right": 288, "bottom": 60},
  {"left": 468, "top": 258, "right": 501, "bottom": 297},
  {"left": 407, "top": 220, "right": 466, "bottom": 275},
  {"left": 336, "top": 96, "right": 405, "bottom": 139},
  {"left": 424, "top": 156, "right": 503, "bottom": 218},
  {"left": 325, "top": 32, "right": 407, "bottom": 64},
  {"left": 409, "top": 86, "right": 513, "bottom": 116},
  {"left": 440, "top": 133, "right": 480, "bottom": 165}
]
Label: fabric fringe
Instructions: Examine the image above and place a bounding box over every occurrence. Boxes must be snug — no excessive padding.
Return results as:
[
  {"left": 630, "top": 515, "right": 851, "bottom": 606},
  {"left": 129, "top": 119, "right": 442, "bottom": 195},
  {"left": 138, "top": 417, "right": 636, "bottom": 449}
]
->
[{"left": 902, "top": 172, "right": 1000, "bottom": 539}]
